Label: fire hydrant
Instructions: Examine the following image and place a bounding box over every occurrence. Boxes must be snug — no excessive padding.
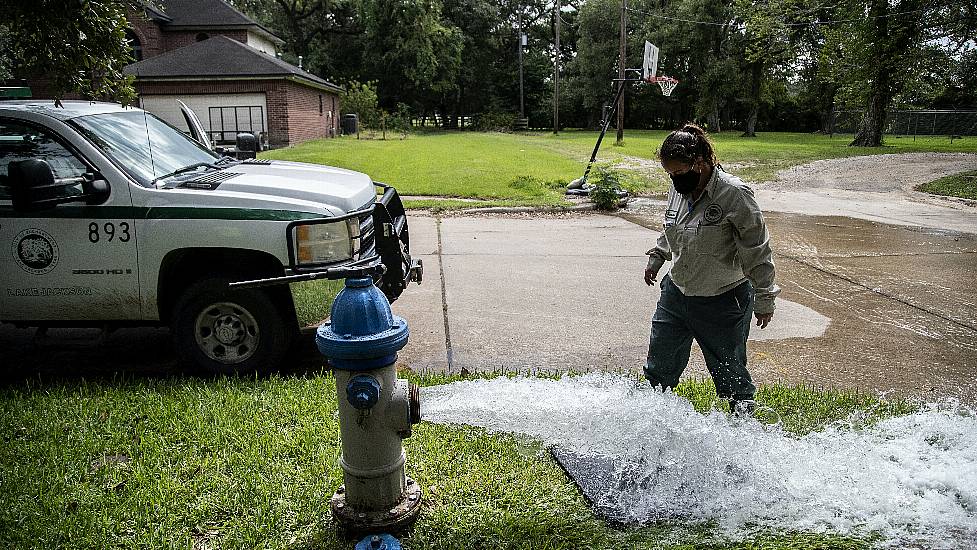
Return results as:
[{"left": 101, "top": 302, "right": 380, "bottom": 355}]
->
[{"left": 316, "top": 276, "right": 422, "bottom": 532}]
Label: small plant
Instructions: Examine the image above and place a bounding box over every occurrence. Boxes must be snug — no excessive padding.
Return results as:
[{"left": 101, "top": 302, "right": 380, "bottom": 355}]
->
[{"left": 589, "top": 167, "right": 623, "bottom": 211}]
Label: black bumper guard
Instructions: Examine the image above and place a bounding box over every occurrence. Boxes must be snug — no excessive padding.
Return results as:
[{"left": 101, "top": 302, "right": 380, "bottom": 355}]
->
[{"left": 229, "top": 183, "right": 422, "bottom": 303}]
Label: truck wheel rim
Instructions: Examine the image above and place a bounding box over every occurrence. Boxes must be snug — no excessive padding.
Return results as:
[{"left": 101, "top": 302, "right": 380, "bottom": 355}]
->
[{"left": 194, "top": 302, "right": 260, "bottom": 364}]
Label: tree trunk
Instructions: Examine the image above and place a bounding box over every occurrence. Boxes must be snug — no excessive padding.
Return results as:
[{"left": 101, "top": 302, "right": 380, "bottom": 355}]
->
[
  {"left": 850, "top": 86, "right": 889, "bottom": 146},
  {"left": 707, "top": 98, "right": 721, "bottom": 133},
  {"left": 817, "top": 84, "right": 837, "bottom": 135},
  {"left": 721, "top": 105, "right": 732, "bottom": 131},
  {"left": 741, "top": 62, "right": 762, "bottom": 137}
]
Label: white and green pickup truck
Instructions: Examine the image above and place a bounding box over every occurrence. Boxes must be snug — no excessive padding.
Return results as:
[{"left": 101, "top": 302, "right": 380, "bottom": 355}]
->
[{"left": 0, "top": 101, "right": 420, "bottom": 374}]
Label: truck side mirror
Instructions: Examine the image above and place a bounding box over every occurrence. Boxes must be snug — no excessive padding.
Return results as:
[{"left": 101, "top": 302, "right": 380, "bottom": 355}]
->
[
  {"left": 9, "top": 159, "right": 109, "bottom": 212},
  {"left": 235, "top": 132, "right": 258, "bottom": 159}
]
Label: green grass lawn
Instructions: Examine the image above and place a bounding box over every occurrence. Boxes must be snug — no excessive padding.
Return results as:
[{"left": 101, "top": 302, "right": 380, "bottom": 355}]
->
[
  {"left": 536, "top": 130, "right": 977, "bottom": 183},
  {"left": 260, "top": 130, "right": 975, "bottom": 208},
  {"left": 1, "top": 372, "right": 912, "bottom": 549},
  {"left": 261, "top": 133, "right": 584, "bottom": 206},
  {"left": 917, "top": 170, "right": 977, "bottom": 200}
]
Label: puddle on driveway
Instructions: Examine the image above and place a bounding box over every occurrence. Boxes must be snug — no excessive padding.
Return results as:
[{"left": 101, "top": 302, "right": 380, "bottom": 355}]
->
[
  {"left": 424, "top": 373, "right": 977, "bottom": 549},
  {"left": 621, "top": 204, "right": 977, "bottom": 403}
]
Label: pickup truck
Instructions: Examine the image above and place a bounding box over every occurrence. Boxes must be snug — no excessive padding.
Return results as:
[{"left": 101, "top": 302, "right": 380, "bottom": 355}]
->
[{"left": 0, "top": 101, "right": 420, "bottom": 374}]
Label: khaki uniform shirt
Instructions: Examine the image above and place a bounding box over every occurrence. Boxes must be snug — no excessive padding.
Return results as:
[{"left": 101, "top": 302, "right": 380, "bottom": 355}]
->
[{"left": 646, "top": 167, "right": 780, "bottom": 314}]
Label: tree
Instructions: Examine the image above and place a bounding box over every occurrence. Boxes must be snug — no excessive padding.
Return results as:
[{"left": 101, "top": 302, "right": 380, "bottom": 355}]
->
[
  {"left": 5, "top": 0, "right": 137, "bottom": 104},
  {"left": 732, "top": 0, "right": 794, "bottom": 137},
  {"left": 569, "top": 0, "right": 620, "bottom": 129},
  {"left": 848, "top": 0, "right": 926, "bottom": 146},
  {"left": 341, "top": 80, "right": 380, "bottom": 127},
  {"left": 361, "top": 0, "right": 463, "bottom": 123}
]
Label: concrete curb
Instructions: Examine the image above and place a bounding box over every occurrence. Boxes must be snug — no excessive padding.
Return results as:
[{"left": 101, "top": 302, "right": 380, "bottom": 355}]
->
[{"left": 460, "top": 203, "right": 597, "bottom": 214}]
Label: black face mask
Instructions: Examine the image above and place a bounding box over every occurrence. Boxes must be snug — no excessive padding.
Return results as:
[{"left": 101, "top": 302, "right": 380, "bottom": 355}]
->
[{"left": 670, "top": 169, "right": 700, "bottom": 195}]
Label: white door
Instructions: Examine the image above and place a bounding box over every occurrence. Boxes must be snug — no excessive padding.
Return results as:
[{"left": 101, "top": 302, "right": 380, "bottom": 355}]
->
[{"left": 0, "top": 118, "right": 141, "bottom": 321}]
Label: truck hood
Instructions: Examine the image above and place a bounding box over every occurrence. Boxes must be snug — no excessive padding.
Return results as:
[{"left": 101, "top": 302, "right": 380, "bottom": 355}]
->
[{"left": 195, "top": 160, "right": 378, "bottom": 214}]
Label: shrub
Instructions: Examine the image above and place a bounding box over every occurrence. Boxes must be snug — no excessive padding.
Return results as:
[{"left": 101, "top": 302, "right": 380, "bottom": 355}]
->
[
  {"left": 341, "top": 81, "right": 380, "bottom": 128},
  {"left": 475, "top": 112, "right": 517, "bottom": 132},
  {"left": 589, "top": 167, "right": 623, "bottom": 211}
]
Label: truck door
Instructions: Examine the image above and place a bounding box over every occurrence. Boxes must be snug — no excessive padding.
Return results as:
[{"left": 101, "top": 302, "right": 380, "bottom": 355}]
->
[{"left": 0, "top": 118, "right": 141, "bottom": 321}]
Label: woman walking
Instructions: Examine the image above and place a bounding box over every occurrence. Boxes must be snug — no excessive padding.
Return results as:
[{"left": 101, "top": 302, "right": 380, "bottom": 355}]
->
[{"left": 644, "top": 123, "right": 779, "bottom": 414}]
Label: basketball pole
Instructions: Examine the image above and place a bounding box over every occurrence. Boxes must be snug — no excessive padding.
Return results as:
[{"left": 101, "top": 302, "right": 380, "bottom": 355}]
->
[{"left": 578, "top": 77, "right": 640, "bottom": 185}]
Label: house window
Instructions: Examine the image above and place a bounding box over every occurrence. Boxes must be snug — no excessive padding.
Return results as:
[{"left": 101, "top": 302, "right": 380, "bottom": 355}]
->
[
  {"left": 208, "top": 106, "right": 266, "bottom": 144},
  {"left": 319, "top": 95, "right": 323, "bottom": 115},
  {"left": 196, "top": 32, "right": 210, "bottom": 42},
  {"left": 126, "top": 29, "right": 143, "bottom": 61}
]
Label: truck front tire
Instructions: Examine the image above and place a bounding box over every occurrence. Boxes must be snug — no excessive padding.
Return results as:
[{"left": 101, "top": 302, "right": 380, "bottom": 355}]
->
[{"left": 172, "top": 278, "right": 295, "bottom": 375}]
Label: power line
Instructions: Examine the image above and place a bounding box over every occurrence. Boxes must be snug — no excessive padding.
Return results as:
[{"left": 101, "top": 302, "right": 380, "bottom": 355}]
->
[{"left": 624, "top": 6, "right": 931, "bottom": 29}]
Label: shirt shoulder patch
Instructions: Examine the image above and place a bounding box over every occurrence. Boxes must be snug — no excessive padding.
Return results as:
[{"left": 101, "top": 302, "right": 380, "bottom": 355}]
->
[{"left": 703, "top": 203, "right": 724, "bottom": 224}]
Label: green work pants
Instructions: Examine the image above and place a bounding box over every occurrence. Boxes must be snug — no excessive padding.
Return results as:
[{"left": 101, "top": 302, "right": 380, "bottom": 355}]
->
[{"left": 645, "top": 274, "right": 756, "bottom": 400}]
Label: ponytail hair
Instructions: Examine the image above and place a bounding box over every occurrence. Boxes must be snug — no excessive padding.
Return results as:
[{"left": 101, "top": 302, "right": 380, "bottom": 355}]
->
[{"left": 657, "top": 123, "right": 717, "bottom": 167}]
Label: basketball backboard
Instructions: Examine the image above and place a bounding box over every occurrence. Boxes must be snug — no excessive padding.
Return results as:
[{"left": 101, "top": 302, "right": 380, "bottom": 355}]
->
[{"left": 643, "top": 42, "right": 659, "bottom": 80}]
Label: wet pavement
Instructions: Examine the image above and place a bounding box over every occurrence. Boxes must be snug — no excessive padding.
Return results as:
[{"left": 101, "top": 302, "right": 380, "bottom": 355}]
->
[
  {"left": 3, "top": 208, "right": 973, "bottom": 403},
  {"left": 391, "top": 208, "right": 976, "bottom": 403},
  {"left": 748, "top": 212, "right": 977, "bottom": 402}
]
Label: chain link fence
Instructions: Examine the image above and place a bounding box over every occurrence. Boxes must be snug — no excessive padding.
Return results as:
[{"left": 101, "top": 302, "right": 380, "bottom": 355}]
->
[{"left": 832, "top": 110, "right": 977, "bottom": 139}]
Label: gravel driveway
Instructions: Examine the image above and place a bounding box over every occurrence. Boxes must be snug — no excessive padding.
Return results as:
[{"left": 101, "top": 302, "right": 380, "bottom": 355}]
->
[
  {"left": 767, "top": 152, "right": 977, "bottom": 193},
  {"left": 755, "top": 153, "right": 977, "bottom": 234}
]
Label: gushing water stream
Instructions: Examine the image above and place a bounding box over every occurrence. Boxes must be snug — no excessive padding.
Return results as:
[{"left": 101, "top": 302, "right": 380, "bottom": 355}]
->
[{"left": 422, "top": 373, "right": 977, "bottom": 548}]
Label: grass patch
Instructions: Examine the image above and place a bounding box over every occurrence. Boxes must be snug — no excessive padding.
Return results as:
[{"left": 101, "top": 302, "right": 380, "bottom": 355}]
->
[
  {"left": 263, "top": 131, "right": 971, "bottom": 205},
  {"left": 290, "top": 279, "right": 345, "bottom": 327},
  {"left": 1, "top": 371, "right": 912, "bottom": 548},
  {"left": 917, "top": 170, "right": 977, "bottom": 200},
  {"left": 260, "top": 133, "right": 583, "bottom": 205},
  {"left": 536, "top": 130, "right": 976, "bottom": 183}
]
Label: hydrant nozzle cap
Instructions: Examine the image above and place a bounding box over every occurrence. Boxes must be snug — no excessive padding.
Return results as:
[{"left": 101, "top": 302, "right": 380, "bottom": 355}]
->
[{"left": 346, "top": 375, "right": 382, "bottom": 410}]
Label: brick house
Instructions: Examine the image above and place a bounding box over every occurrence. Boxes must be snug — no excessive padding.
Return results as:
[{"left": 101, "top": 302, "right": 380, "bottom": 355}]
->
[{"left": 122, "top": 0, "right": 341, "bottom": 148}]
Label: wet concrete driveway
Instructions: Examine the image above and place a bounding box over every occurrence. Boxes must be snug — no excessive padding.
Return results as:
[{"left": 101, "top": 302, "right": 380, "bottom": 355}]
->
[
  {"left": 2, "top": 207, "right": 974, "bottom": 403},
  {"left": 731, "top": 212, "right": 976, "bottom": 402},
  {"left": 391, "top": 208, "right": 976, "bottom": 403}
]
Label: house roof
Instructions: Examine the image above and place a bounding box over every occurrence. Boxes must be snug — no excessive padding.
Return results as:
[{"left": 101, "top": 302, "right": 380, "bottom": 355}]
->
[
  {"left": 154, "top": 0, "right": 283, "bottom": 44},
  {"left": 141, "top": 2, "right": 172, "bottom": 23},
  {"left": 123, "top": 35, "right": 342, "bottom": 93}
]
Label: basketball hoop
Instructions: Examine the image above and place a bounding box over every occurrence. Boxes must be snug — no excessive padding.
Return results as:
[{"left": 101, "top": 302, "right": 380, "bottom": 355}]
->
[{"left": 647, "top": 76, "right": 678, "bottom": 97}]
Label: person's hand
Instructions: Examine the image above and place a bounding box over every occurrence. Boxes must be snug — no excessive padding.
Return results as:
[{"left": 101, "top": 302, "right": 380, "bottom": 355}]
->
[
  {"left": 644, "top": 266, "right": 658, "bottom": 286},
  {"left": 755, "top": 312, "right": 773, "bottom": 329}
]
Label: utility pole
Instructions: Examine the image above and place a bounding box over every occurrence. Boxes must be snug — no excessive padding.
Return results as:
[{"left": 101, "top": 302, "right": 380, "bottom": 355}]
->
[
  {"left": 518, "top": 7, "right": 525, "bottom": 120},
  {"left": 616, "top": 0, "right": 627, "bottom": 145},
  {"left": 553, "top": 0, "right": 560, "bottom": 134}
]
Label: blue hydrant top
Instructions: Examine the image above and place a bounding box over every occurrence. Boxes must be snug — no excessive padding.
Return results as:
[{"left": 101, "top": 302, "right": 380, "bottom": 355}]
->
[
  {"left": 355, "top": 534, "right": 402, "bottom": 550},
  {"left": 316, "top": 277, "right": 409, "bottom": 370}
]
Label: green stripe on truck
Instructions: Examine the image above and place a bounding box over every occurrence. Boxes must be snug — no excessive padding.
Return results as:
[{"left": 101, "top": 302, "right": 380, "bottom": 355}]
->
[{"left": 0, "top": 206, "right": 324, "bottom": 221}]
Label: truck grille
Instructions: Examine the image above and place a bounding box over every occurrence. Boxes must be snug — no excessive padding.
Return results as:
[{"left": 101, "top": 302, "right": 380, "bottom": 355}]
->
[{"left": 355, "top": 205, "right": 376, "bottom": 259}]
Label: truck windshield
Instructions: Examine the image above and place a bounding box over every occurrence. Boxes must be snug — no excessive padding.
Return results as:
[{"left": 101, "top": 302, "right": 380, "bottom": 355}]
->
[{"left": 71, "top": 111, "right": 218, "bottom": 187}]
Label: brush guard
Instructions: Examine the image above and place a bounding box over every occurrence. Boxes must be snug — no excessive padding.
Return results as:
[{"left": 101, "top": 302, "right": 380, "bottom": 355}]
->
[{"left": 229, "top": 183, "right": 422, "bottom": 302}]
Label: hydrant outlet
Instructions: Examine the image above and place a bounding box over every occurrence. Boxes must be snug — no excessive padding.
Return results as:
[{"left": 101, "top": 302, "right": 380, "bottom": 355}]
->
[
  {"left": 409, "top": 382, "right": 421, "bottom": 425},
  {"left": 347, "top": 375, "right": 382, "bottom": 410}
]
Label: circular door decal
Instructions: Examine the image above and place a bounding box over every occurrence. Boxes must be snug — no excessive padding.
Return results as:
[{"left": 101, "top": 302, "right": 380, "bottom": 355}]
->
[{"left": 12, "top": 229, "right": 60, "bottom": 274}]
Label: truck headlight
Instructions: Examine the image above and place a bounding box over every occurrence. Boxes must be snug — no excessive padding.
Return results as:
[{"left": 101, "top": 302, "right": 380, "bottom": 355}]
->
[{"left": 293, "top": 219, "right": 357, "bottom": 265}]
